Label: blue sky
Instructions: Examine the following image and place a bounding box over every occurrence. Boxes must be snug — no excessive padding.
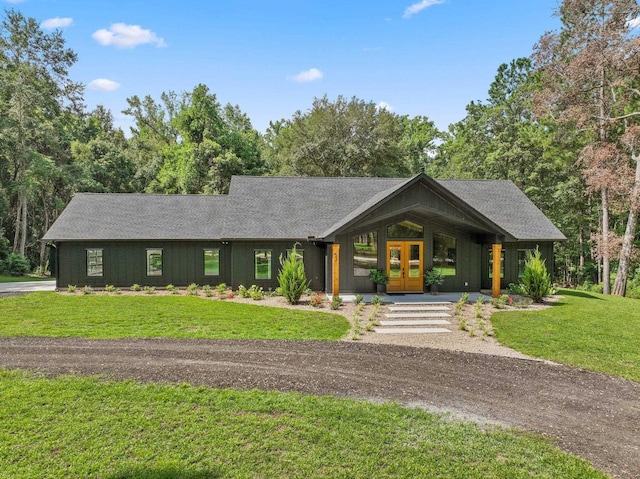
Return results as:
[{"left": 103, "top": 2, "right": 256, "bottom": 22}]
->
[{"left": 5, "top": 0, "right": 562, "bottom": 134}]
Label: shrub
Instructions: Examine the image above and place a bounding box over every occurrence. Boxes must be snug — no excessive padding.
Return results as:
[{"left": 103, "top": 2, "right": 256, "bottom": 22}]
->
[
  {"left": 520, "top": 247, "right": 552, "bottom": 303},
  {"left": 166, "top": 284, "right": 177, "bottom": 293},
  {"left": 309, "top": 292, "right": 324, "bottom": 307},
  {"left": 1, "top": 253, "right": 30, "bottom": 277},
  {"left": 370, "top": 296, "right": 384, "bottom": 305},
  {"left": 248, "top": 285, "right": 264, "bottom": 300},
  {"left": 143, "top": 286, "right": 156, "bottom": 295},
  {"left": 202, "top": 285, "right": 213, "bottom": 297},
  {"left": 186, "top": 283, "right": 199, "bottom": 295},
  {"left": 130, "top": 284, "right": 141, "bottom": 292},
  {"left": 105, "top": 285, "right": 117, "bottom": 293},
  {"left": 277, "top": 244, "right": 310, "bottom": 304},
  {"left": 330, "top": 296, "right": 343, "bottom": 310},
  {"left": 81, "top": 285, "right": 93, "bottom": 295},
  {"left": 237, "top": 285, "right": 250, "bottom": 298},
  {"left": 490, "top": 294, "right": 511, "bottom": 309},
  {"left": 354, "top": 294, "right": 363, "bottom": 305},
  {"left": 507, "top": 282, "right": 526, "bottom": 295},
  {"left": 216, "top": 283, "right": 227, "bottom": 294},
  {"left": 67, "top": 285, "right": 77, "bottom": 293},
  {"left": 459, "top": 292, "right": 470, "bottom": 304}
]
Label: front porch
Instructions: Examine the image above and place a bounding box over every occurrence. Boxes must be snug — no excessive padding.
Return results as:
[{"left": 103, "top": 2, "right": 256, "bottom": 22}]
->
[{"left": 329, "top": 292, "right": 489, "bottom": 304}]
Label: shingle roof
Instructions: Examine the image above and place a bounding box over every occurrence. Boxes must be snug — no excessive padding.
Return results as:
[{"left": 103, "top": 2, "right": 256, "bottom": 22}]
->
[
  {"left": 42, "top": 193, "right": 228, "bottom": 240},
  {"left": 43, "top": 174, "right": 566, "bottom": 242},
  {"left": 437, "top": 179, "right": 566, "bottom": 241},
  {"left": 224, "top": 176, "right": 402, "bottom": 239}
]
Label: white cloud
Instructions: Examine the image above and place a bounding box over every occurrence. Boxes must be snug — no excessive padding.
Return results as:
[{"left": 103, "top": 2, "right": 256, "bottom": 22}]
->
[
  {"left": 41, "top": 17, "right": 73, "bottom": 29},
  {"left": 92, "top": 23, "right": 166, "bottom": 48},
  {"left": 87, "top": 78, "right": 121, "bottom": 91},
  {"left": 628, "top": 16, "right": 640, "bottom": 28},
  {"left": 289, "top": 68, "right": 324, "bottom": 83},
  {"left": 403, "top": 0, "right": 445, "bottom": 19},
  {"left": 377, "top": 101, "right": 394, "bottom": 111}
]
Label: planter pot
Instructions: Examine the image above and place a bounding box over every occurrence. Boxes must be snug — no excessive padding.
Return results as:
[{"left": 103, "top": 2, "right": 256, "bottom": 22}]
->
[
  {"left": 376, "top": 283, "right": 386, "bottom": 294},
  {"left": 430, "top": 284, "right": 439, "bottom": 295}
]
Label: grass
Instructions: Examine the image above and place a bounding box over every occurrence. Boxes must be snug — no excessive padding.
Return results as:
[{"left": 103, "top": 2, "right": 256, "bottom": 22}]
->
[
  {"left": 0, "top": 370, "right": 606, "bottom": 479},
  {"left": 0, "top": 275, "right": 52, "bottom": 283},
  {"left": 492, "top": 289, "right": 640, "bottom": 382},
  {"left": 0, "top": 292, "right": 348, "bottom": 340}
]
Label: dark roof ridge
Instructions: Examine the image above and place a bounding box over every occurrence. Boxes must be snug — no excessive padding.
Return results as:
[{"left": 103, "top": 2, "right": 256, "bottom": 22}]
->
[
  {"left": 231, "top": 175, "right": 407, "bottom": 180},
  {"left": 72, "top": 192, "right": 227, "bottom": 198}
]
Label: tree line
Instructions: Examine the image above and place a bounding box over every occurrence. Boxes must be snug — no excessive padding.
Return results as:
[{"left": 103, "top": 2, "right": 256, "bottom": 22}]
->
[{"left": 2, "top": 2, "right": 640, "bottom": 296}]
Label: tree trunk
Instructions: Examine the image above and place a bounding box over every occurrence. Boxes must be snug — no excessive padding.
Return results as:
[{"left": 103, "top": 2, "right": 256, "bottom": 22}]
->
[
  {"left": 12, "top": 192, "right": 27, "bottom": 256},
  {"left": 602, "top": 188, "right": 611, "bottom": 294},
  {"left": 612, "top": 152, "right": 640, "bottom": 296},
  {"left": 39, "top": 193, "right": 50, "bottom": 274},
  {"left": 578, "top": 227, "right": 585, "bottom": 285}
]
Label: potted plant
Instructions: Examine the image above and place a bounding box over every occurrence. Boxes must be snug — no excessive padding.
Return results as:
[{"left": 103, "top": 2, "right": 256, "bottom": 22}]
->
[
  {"left": 368, "top": 269, "right": 389, "bottom": 293},
  {"left": 424, "top": 268, "right": 444, "bottom": 295}
]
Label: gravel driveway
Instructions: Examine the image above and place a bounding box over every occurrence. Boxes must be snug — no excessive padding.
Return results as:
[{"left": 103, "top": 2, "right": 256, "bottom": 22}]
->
[{"left": 1, "top": 337, "right": 638, "bottom": 478}]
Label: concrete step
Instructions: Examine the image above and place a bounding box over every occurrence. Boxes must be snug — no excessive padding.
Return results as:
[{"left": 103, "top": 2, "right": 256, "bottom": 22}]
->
[
  {"left": 384, "top": 312, "right": 451, "bottom": 319},
  {"left": 374, "top": 327, "right": 452, "bottom": 334},
  {"left": 379, "top": 319, "right": 451, "bottom": 326},
  {"left": 391, "top": 302, "right": 452, "bottom": 306},
  {"left": 388, "top": 305, "right": 450, "bottom": 312}
]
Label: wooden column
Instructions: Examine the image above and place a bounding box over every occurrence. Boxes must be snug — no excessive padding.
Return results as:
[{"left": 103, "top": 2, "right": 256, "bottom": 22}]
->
[
  {"left": 332, "top": 244, "right": 340, "bottom": 297},
  {"left": 492, "top": 243, "right": 502, "bottom": 298}
]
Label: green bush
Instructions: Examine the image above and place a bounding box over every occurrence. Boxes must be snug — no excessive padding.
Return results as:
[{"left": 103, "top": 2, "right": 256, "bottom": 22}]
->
[
  {"left": 1, "top": 252, "right": 30, "bottom": 277},
  {"left": 277, "top": 244, "right": 310, "bottom": 305},
  {"left": 520, "top": 248, "right": 552, "bottom": 303},
  {"left": 330, "top": 296, "right": 343, "bottom": 310}
]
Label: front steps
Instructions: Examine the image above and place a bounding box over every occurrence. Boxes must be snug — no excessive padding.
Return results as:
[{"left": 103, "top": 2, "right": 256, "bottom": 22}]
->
[{"left": 373, "top": 302, "right": 454, "bottom": 334}]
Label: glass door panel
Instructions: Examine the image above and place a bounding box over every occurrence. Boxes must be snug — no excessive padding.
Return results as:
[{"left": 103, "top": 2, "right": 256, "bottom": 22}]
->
[{"left": 386, "top": 241, "right": 423, "bottom": 292}]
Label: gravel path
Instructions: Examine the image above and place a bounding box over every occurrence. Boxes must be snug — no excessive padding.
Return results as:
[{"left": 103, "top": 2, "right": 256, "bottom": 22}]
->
[{"left": 1, "top": 337, "right": 638, "bottom": 478}]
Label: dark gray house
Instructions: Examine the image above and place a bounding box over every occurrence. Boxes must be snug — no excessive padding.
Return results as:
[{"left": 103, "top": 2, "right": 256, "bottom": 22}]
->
[{"left": 43, "top": 172, "right": 565, "bottom": 296}]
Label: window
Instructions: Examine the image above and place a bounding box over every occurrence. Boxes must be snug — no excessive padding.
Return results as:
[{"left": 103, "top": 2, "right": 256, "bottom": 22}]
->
[
  {"left": 433, "top": 232, "right": 456, "bottom": 276},
  {"left": 518, "top": 249, "right": 534, "bottom": 277},
  {"left": 488, "top": 249, "right": 505, "bottom": 279},
  {"left": 255, "top": 250, "right": 271, "bottom": 280},
  {"left": 387, "top": 220, "right": 424, "bottom": 239},
  {"left": 353, "top": 231, "right": 377, "bottom": 276},
  {"left": 146, "top": 249, "right": 163, "bottom": 276},
  {"left": 204, "top": 249, "right": 220, "bottom": 276},
  {"left": 86, "top": 249, "right": 103, "bottom": 277}
]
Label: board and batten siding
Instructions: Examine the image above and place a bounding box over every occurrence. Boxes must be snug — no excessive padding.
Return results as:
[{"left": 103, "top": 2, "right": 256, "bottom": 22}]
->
[
  {"left": 229, "top": 240, "right": 325, "bottom": 291},
  {"left": 56, "top": 241, "right": 231, "bottom": 288},
  {"left": 56, "top": 240, "right": 325, "bottom": 290},
  {"left": 480, "top": 241, "right": 555, "bottom": 291}
]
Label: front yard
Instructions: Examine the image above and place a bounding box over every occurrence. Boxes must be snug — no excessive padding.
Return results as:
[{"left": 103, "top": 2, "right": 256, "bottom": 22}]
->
[
  {"left": 0, "top": 369, "right": 606, "bottom": 479},
  {"left": 491, "top": 289, "right": 640, "bottom": 382},
  {"left": 0, "top": 292, "right": 349, "bottom": 341}
]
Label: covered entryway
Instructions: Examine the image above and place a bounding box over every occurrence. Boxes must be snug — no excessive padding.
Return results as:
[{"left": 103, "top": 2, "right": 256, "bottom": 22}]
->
[{"left": 386, "top": 241, "right": 424, "bottom": 292}]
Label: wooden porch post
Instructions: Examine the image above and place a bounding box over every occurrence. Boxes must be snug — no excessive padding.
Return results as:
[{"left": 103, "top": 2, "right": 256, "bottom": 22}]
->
[
  {"left": 492, "top": 243, "right": 502, "bottom": 298},
  {"left": 332, "top": 244, "right": 340, "bottom": 297}
]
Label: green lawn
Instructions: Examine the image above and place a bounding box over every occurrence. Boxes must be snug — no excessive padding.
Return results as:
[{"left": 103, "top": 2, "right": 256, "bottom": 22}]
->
[
  {"left": 492, "top": 289, "right": 640, "bottom": 382},
  {"left": 0, "top": 275, "right": 52, "bottom": 283},
  {"left": 0, "top": 370, "right": 606, "bottom": 479},
  {"left": 0, "top": 292, "right": 348, "bottom": 340}
]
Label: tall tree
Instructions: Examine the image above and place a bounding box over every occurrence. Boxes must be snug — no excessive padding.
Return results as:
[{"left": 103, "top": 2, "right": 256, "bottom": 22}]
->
[
  {"left": 533, "top": 0, "right": 640, "bottom": 295},
  {"left": 124, "top": 84, "right": 265, "bottom": 194},
  {"left": 436, "top": 58, "right": 590, "bottom": 284},
  {"left": 0, "top": 9, "right": 82, "bottom": 257},
  {"left": 263, "top": 95, "right": 413, "bottom": 177}
]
